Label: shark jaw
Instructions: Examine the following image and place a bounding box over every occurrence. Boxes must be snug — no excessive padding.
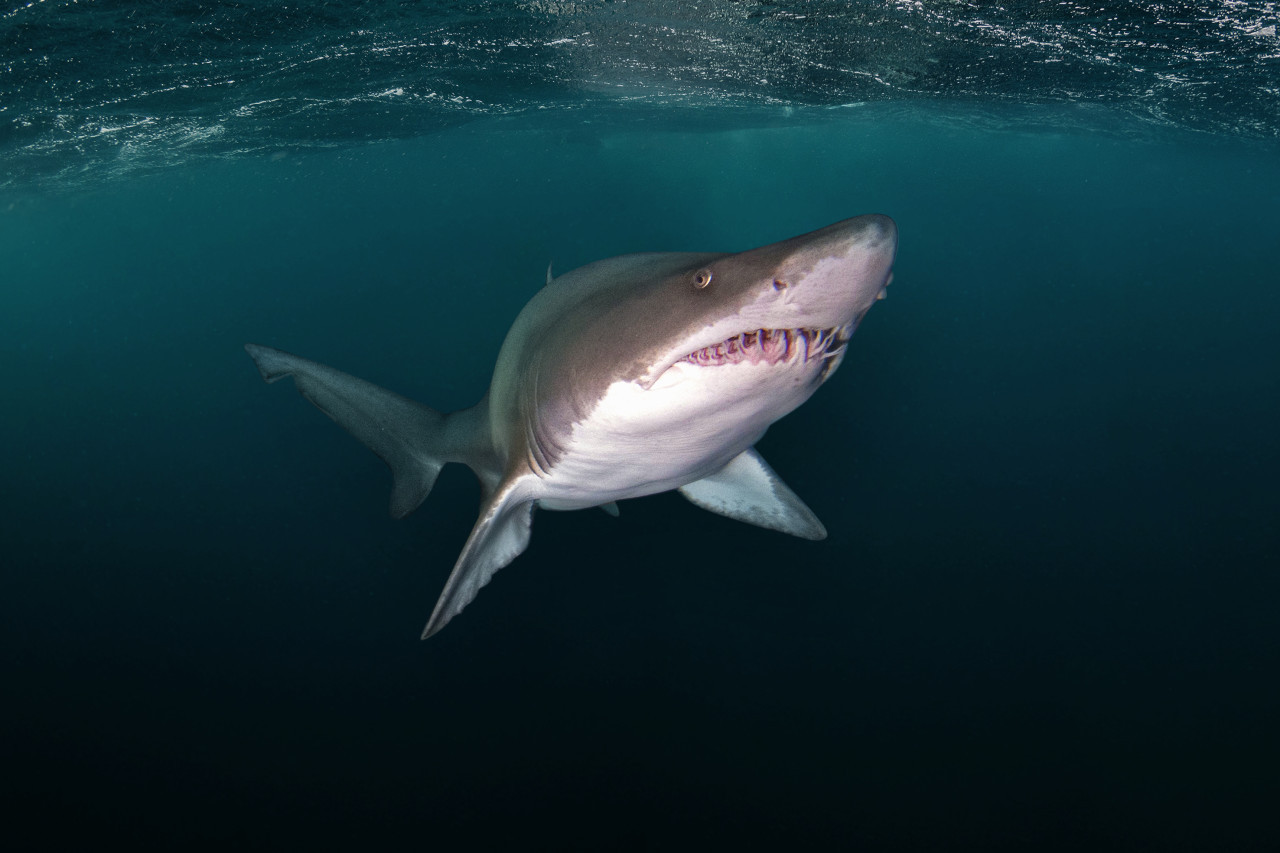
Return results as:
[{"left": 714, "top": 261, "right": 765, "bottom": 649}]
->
[
  {"left": 676, "top": 324, "right": 852, "bottom": 374},
  {"left": 639, "top": 322, "right": 854, "bottom": 391}
]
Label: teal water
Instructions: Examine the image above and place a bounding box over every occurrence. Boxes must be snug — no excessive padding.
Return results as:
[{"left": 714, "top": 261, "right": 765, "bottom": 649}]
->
[{"left": 3, "top": 2, "right": 1280, "bottom": 849}]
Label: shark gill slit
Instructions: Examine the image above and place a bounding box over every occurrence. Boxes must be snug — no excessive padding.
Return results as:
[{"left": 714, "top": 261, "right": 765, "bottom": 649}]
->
[{"left": 524, "top": 369, "right": 558, "bottom": 477}]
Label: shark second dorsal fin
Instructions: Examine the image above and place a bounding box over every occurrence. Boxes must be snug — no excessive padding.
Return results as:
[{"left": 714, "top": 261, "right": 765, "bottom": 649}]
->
[
  {"left": 679, "top": 448, "right": 826, "bottom": 541},
  {"left": 421, "top": 476, "right": 536, "bottom": 639}
]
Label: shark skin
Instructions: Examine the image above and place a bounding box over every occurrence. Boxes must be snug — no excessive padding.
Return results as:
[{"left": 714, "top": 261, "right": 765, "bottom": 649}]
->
[{"left": 245, "top": 215, "right": 897, "bottom": 638}]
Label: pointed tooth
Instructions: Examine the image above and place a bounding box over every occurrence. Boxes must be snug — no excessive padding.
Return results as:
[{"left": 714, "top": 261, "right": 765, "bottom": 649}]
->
[{"left": 764, "top": 329, "right": 782, "bottom": 360}]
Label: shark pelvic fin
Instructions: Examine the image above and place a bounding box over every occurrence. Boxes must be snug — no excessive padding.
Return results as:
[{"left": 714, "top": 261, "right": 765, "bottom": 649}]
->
[
  {"left": 245, "top": 343, "right": 482, "bottom": 520},
  {"left": 679, "top": 447, "right": 827, "bottom": 541},
  {"left": 421, "top": 477, "right": 536, "bottom": 639}
]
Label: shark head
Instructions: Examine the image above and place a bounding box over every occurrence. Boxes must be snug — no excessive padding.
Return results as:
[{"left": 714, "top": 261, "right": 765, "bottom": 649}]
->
[
  {"left": 636, "top": 214, "right": 898, "bottom": 389},
  {"left": 509, "top": 214, "right": 898, "bottom": 490}
]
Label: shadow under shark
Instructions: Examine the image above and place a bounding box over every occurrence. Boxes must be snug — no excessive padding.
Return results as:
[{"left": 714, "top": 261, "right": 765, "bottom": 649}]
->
[{"left": 246, "top": 215, "right": 898, "bottom": 638}]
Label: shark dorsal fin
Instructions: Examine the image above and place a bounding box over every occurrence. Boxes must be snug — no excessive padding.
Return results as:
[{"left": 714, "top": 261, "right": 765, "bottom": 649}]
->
[
  {"left": 546, "top": 261, "right": 554, "bottom": 286},
  {"left": 679, "top": 448, "right": 826, "bottom": 541}
]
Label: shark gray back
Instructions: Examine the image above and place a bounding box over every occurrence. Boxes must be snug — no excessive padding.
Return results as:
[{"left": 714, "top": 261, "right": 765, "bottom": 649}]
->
[{"left": 246, "top": 214, "right": 897, "bottom": 638}]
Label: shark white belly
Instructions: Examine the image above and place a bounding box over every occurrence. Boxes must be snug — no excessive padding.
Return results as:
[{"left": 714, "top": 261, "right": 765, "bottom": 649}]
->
[
  {"left": 246, "top": 215, "right": 897, "bottom": 638},
  {"left": 535, "top": 339, "right": 838, "bottom": 508}
]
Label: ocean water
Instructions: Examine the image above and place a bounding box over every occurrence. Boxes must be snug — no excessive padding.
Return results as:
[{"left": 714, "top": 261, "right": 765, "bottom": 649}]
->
[{"left": 3, "top": 2, "right": 1279, "bottom": 849}]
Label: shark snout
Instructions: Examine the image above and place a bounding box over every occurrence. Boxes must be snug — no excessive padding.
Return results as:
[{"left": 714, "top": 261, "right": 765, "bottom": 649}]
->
[
  {"left": 772, "top": 215, "right": 897, "bottom": 324},
  {"left": 868, "top": 216, "right": 897, "bottom": 300},
  {"left": 841, "top": 215, "right": 897, "bottom": 316},
  {"left": 847, "top": 214, "right": 897, "bottom": 274}
]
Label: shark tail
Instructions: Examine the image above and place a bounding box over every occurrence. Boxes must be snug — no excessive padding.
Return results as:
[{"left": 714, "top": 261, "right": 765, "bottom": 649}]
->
[{"left": 244, "top": 343, "right": 491, "bottom": 519}]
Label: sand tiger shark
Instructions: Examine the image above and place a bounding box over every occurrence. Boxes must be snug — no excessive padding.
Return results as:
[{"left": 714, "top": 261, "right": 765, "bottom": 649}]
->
[{"left": 246, "top": 214, "right": 897, "bottom": 638}]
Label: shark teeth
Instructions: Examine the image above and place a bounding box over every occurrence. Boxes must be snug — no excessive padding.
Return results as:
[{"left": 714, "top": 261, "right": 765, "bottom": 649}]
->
[{"left": 679, "top": 326, "right": 849, "bottom": 368}]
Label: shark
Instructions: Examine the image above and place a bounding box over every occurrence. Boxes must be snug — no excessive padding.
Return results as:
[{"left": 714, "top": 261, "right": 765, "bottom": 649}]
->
[{"left": 245, "top": 214, "right": 897, "bottom": 638}]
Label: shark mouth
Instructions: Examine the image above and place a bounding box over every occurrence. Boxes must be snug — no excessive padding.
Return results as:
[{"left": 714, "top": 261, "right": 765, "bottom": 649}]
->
[{"left": 679, "top": 326, "right": 850, "bottom": 371}]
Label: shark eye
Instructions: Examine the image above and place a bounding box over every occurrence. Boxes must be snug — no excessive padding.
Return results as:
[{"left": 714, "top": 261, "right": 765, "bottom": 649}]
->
[{"left": 693, "top": 270, "right": 713, "bottom": 289}]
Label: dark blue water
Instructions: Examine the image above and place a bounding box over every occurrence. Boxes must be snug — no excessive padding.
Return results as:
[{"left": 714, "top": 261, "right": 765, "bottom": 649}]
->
[{"left": 3, "top": 2, "right": 1279, "bottom": 850}]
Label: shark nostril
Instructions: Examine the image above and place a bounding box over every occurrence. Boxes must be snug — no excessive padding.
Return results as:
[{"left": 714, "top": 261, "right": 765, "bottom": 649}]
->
[{"left": 772, "top": 278, "right": 788, "bottom": 291}]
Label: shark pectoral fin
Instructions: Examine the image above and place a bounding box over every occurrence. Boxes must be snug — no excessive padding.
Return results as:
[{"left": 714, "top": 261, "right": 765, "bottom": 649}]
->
[
  {"left": 245, "top": 343, "right": 447, "bottom": 520},
  {"left": 678, "top": 448, "right": 827, "bottom": 541},
  {"left": 421, "top": 478, "right": 536, "bottom": 639}
]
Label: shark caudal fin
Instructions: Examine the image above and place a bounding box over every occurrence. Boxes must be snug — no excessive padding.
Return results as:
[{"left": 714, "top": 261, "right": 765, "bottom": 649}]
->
[{"left": 245, "top": 343, "right": 492, "bottom": 519}]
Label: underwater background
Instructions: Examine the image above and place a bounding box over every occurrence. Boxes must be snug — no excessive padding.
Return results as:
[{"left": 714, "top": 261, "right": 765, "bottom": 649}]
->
[{"left": 3, "top": 1, "right": 1279, "bottom": 849}]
